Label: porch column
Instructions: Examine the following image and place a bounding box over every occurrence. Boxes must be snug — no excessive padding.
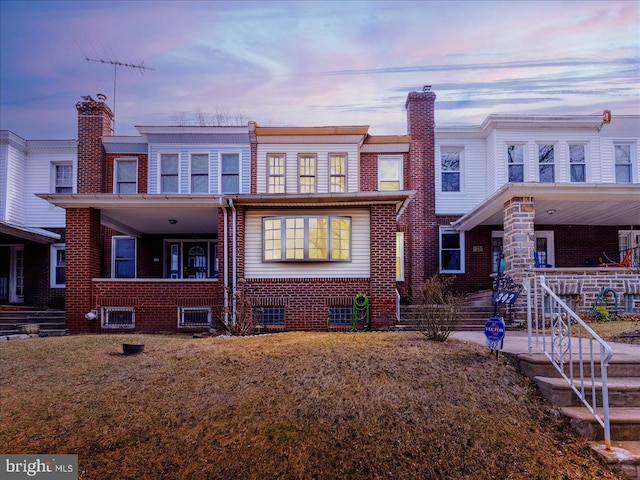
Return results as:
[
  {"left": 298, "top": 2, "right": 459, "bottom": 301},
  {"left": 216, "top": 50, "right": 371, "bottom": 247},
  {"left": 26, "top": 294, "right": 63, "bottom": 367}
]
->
[
  {"left": 66, "top": 208, "right": 101, "bottom": 333},
  {"left": 503, "top": 196, "right": 535, "bottom": 286}
]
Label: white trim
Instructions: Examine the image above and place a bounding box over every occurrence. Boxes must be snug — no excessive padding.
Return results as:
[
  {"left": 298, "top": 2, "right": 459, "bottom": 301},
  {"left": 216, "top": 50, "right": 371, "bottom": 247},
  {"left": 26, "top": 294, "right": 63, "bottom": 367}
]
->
[
  {"left": 439, "top": 227, "right": 465, "bottom": 273},
  {"left": 101, "top": 306, "right": 135, "bottom": 329},
  {"left": 536, "top": 143, "right": 557, "bottom": 183},
  {"left": 178, "top": 306, "right": 212, "bottom": 328},
  {"left": 111, "top": 236, "right": 137, "bottom": 279},
  {"left": 378, "top": 155, "right": 403, "bottom": 191},
  {"left": 439, "top": 146, "right": 464, "bottom": 193},
  {"left": 113, "top": 157, "right": 138, "bottom": 194},
  {"left": 189, "top": 152, "right": 210, "bottom": 194},
  {"left": 218, "top": 151, "right": 242, "bottom": 194},
  {"left": 50, "top": 243, "right": 65, "bottom": 288},
  {"left": 158, "top": 152, "right": 181, "bottom": 194}
]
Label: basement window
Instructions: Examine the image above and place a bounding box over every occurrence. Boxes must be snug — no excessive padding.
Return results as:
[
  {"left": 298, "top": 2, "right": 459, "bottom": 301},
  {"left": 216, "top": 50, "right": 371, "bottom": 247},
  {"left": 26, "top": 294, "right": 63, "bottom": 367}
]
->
[
  {"left": 178, "top": 307, "right": 212, "bottom": 327},
  {"left": 328, "top": 306, "right": 352, "bottom": 326},
  {"left": 101, "top": 307, "right": 135, "bottom": 329}
]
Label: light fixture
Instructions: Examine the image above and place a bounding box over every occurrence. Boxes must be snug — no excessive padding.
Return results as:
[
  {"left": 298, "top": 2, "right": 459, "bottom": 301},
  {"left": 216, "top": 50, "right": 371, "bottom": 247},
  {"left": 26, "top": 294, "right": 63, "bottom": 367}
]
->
[
  {"left": 168, "top": 219, "right": 178, "bottom": 225},
  {"left": 546, "top": 209, "right": 557, "bottom": 215}
]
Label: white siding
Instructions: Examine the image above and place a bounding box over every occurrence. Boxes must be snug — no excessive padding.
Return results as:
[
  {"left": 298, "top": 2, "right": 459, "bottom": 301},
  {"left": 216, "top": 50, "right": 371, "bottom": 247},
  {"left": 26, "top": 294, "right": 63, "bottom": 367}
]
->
[
  {"left": 5, "top": 141, "right": 26, "bottom": 225},
  {"left": 0, "top": 142, "right": 7, "bottom": 221},
  {"left": 256, "top": 144, "right": 360, "bottom": 194},
  {"left": 149, "top": 144, "right": 250, "bottom": 194},
  {"left": 244, "top": 208, "right": 370, "bottom": 279}
]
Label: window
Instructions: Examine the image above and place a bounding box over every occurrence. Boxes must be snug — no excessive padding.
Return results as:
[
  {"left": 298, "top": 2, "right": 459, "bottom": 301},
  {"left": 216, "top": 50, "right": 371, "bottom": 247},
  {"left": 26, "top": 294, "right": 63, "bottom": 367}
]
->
[
  {"left": 329, "top": 154, "right": 347, "bottom": 192},
  {"left": 267, "top": 154, "right": 285, "bottom": 193},
  {"left": 378, "top": 156, "right": 402, "bottom": 191},
  {"left": 328, "top": 306, "right": 352, "bottom": 326},
  {"left": 538, "top": 144, "right": 555, "bottom": 182},
  {"left": 441, "top": 148, "right": 461, "bottom": 192},
  {"left": 160, "top": 153, "right": 179, "bottom": 193},
  {"left": 491, "top": 234, "right": 503, "bottom": 273},
  {"left": 256, "top": 306, "right": 285, "bottom": 326},
  {"left": 50, "top": 244, "right": 65, "bottom": 288},
  {"left": 178, "top": 307, "right": 212, "bottom": 327},
  {"left": 262, "top": 216, "right": 351, "bottom": 262},
  {"left": 115, "top": 158, "right": 137, "bottom": 193},
  {"left": 54, "top": 164, "right": 73, "bottom": 193},
  {"left": 298, "top": 154, "right": 316, "bottom": 193},
  {"left": 615, "top": 143, "right": 632, "bottom": 183},
  {"left": 101, "top": 307, "right": 134, "bottom": 329},
  {"left": 569, "top": 144, "right": 586, "bottom": 182},
  {"left": 112, "top": 237, "right": 136, "bottom": 278},
  {"left": 507, "top": 145, "right": 524, "bottom": 182},
  {"left": 190, "top": 154, "right": 209, "bottom": 193},
  {"left": 221, "top": 153, "right": 240, "bottom": 193},
  {"left": 396, "top": 232, "right": 404, "bottom": 281},
  {"left": 440, "top": 229, "right": 464, "bottom": 273}
]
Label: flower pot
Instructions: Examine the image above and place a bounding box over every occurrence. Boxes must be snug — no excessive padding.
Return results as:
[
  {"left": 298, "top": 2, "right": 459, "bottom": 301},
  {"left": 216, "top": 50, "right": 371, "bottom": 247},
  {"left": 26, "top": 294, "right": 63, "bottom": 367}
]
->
[{"left": 123, "top": 343, "right": 145, "bottom": 355}]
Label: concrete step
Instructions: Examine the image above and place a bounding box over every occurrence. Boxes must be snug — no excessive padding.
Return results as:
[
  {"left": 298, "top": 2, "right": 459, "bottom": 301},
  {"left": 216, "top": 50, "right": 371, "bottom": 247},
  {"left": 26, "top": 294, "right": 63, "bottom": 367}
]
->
[
  {"left": 560, "top": 406, "right": 640, "bottom": 441},
  {"left": 591, "top": 440, "right": 640, "bottom": 480},
  {"left": 535, "top": 376, "right": 640, "bottom": 407},
  {"left": 517, "top": 353, "right": 640, "bottom": 378}
]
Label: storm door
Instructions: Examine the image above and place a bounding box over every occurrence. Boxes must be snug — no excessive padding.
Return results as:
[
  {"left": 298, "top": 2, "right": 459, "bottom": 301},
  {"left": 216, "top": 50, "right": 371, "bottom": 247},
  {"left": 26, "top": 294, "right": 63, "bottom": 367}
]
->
[
  {"left": 184, "top": 242, "right": 207, "bottom": 279},
  {"left": 166, "top": 241, "right": 218, "bottom": 279}
]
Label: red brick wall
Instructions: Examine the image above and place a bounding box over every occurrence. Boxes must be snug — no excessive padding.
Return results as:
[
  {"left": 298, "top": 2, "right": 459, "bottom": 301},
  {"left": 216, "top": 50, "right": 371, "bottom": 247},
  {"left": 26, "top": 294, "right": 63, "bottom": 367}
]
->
[
  {"left": 369, "top": 203, "right": 398, "bottom": 329},
  {"left": 76, "top": 99, "right": 113, "bottom": 193},
  {"left": 105, "top": 154, "right": 148, "bottom": 193},
  {"left": 65, "top": 208, "right": 102, "bottom": 333}
]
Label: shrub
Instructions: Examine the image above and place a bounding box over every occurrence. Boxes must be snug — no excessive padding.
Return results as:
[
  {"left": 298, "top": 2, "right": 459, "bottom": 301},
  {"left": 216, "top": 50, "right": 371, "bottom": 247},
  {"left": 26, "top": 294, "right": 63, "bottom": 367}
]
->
[
  {"left": 220, "top": 279, "right": 262, "bottom": 336},
  {"left": 416, "top": 275, "right": 466, "bottom": 341}
]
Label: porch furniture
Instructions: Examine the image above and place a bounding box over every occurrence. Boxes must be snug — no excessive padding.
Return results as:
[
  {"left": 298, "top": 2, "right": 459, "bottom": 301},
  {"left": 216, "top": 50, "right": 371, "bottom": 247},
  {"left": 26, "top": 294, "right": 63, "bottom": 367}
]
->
[
  {"left": 598, "top": 249, "right": 632, "bottom": 268},
  {"left": 534, "top": 252, "right": 552, "bottom": 268}
]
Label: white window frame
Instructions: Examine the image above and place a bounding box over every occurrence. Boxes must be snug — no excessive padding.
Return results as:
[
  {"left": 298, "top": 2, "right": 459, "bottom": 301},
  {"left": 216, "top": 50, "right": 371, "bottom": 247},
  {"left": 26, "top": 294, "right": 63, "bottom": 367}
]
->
[
  {"left": 178, "top": 306, "right": 212, "bottom": 328},
  {"left": 298, "top": 153, "right": 317, "bottom": 193},
  {"left": 439, "top": 228, "right": 465, "bottom": 274},
  {"left": 537, "top": 144, "right": 556, "bottom": 183},
  {"left": 614, "top": 142, "right": 636, "bottom": 184},
  {"left": 114, "top": 157, "right": 138, "bottom": 194},
  {"left": 219, "top": 152, "right": 241, "bottom": 194},
  {"left": 112, "top": 236, "right": 137, "bottom": 279},
  {"left": 267, "top": 153, "right": 286, "bottom": 193},
  {"left": 378, "top": 155, "right": 403, "bottom": 191},
  {"left": 568, "top": 143, "right": 588, "bottom": 183},
  {"left": 51, "top": 162, "right": 73, "bottom": 194},
  {"left": 329, "top": 153, "right": 347, "bottom": 193},
  {"left": 159, "top": 153, "right": 180, "bottom": 193},
  {"left": 101, "top": 306, "right": 135, "bottom": 329},
  {"left": 396, "top": 232, "right": 404, "bottom": 281},
  {"left": 50, "top": 243, "right": 66, "bottom": 288},
  {"left": 440, "top": 147, "right": 463, "bottom": 193},
  {"left": 506, "top": 144, "right": 525, "bottom": 183},
  {"left": 189, "top": 153, "right": 210, "bottom": 194}
]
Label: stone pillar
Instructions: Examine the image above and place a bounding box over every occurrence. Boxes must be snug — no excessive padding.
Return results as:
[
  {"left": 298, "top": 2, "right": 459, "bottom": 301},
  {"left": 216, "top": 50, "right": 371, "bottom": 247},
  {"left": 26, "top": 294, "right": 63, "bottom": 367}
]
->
[{"left": 503, "top": 196, "right": 535, "bottom": 286}]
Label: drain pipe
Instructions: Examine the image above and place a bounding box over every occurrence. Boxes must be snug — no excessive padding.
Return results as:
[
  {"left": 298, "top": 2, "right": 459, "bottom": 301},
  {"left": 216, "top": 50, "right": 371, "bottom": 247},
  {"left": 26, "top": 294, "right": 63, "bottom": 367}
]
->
[
  {"left": 222, "top": 201, "right": 229, "bottom": 327},
  {"left": 229, "top": 198, "right": 237, "bottom": 327}
]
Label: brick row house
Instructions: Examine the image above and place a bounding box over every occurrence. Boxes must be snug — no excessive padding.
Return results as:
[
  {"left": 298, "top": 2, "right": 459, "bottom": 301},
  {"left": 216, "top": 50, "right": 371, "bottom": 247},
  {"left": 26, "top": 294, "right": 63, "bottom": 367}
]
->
[{"left": 4, "top": 88, "right": 639, "bottom": 332}]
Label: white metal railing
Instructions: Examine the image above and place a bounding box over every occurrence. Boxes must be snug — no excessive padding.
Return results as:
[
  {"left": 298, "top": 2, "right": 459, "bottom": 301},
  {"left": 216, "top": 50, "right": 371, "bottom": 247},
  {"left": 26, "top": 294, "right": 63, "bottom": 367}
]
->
[
  {"left": 526, "top": 275, "right": 614, "bottom": 450},
  {"left": 396, "top": 289, "right": 400, "bottom": 322}
]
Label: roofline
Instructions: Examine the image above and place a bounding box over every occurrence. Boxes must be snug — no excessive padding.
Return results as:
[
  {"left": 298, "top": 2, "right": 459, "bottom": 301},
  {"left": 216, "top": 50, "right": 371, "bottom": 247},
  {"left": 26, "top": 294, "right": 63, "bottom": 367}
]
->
[
  {"left": 135, "top": 126, "right": 248, "bottom": 135},
  {"left": 255, "top": 126, "right": 370, "bottom": 136}
]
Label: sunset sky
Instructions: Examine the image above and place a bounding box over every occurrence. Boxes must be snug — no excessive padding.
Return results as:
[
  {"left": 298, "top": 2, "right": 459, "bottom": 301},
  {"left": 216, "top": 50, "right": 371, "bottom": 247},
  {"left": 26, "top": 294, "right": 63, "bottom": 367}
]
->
[{"left": 1, "top": 0, "right": 639, "bottom": 139}]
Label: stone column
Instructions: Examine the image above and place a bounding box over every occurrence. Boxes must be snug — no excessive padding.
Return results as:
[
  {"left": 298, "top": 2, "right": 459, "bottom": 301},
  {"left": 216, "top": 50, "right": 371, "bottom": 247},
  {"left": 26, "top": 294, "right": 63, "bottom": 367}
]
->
[{"left": 503, "top": 196, "right": 535, "bottom": 286}]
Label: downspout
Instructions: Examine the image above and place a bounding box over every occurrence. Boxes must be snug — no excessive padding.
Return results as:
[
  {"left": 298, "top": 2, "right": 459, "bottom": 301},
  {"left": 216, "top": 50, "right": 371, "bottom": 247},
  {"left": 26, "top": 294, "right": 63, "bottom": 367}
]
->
[
  {"left": 222, "top": 200, "right": 229, "bottom": 327},
  {"left": 229, "top": 198, "right": 237, "bottom": 327}
]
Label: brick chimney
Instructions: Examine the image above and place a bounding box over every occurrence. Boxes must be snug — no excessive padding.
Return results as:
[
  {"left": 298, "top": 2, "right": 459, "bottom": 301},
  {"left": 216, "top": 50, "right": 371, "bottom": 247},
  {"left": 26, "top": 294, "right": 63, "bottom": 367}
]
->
[
  {"left": 405, "top": 87, "right": 437, "bottom": 296},
  {"left": 76, "top": 95, "right": 113, "bottom": 193}
]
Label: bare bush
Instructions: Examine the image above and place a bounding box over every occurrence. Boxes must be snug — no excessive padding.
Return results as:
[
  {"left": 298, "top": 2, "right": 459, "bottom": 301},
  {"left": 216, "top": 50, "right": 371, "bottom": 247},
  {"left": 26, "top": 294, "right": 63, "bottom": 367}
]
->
[
  {"left": 220, "top": 279, "right": 262, "bottom": 336},
  {"left": 416, "top": 275, "right": 466, "bottom": 341}
]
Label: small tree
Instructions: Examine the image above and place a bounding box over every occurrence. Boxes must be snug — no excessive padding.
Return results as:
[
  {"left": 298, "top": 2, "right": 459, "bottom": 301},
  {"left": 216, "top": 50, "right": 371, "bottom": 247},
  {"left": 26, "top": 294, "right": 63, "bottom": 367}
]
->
[{"left": 416, "top": 275, "right": 466, "bottom": 341}]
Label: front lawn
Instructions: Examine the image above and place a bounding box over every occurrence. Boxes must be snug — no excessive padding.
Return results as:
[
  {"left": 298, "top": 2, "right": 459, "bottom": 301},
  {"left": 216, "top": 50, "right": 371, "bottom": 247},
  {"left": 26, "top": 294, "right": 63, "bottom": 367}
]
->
[{"left": 0, "top": 333, "right": 619, "bottom": 479}]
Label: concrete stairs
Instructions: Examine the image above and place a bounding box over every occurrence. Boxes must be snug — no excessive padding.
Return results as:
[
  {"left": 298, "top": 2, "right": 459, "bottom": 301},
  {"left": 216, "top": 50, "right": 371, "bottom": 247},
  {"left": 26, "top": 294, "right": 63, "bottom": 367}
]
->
[
  {"left": 397, "top": 290, "right": 522, "bottom": 331},
  {"left": 0, "top": 306, "right": 66, "bottom": 337},
  {"left": 516, "top": 352, "right": 640, "bottom": 479}
]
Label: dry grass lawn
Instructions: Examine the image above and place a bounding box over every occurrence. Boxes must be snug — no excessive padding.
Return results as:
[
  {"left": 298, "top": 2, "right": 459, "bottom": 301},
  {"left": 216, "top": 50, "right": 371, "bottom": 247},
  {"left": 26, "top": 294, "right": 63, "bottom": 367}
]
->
[{"left": 1, "top": 332, "right": 622, "bottom": 479}]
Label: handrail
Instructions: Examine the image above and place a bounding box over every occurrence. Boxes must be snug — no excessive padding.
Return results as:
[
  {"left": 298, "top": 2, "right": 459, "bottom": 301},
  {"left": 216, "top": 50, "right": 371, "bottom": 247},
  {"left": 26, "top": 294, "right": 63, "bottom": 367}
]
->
[
  {"left": 396, "top": 289, "right": 400, "bottom": 322},
  {"left": 526, "top": 275, "right": 614, "bottom": 450}
]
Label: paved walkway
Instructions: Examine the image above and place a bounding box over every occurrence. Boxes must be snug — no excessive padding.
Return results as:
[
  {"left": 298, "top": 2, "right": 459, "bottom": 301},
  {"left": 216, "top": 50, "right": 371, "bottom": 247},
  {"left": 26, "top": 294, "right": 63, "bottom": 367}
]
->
[{"left": 450, "top": 330, "right": 640, "bottom": 358}]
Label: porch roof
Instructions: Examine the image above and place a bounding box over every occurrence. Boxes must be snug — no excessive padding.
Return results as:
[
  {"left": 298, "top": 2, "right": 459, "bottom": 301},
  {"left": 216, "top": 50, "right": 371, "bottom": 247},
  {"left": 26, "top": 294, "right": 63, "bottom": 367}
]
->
[
  {"left": 36, "top": 194, "right": 225, "bottom": 237},
  {"left": 451, "top": 183, "right": 640, "bottom": 231},
  {"left": 0, "top": 221, "right": 60, "bottom": 244}
]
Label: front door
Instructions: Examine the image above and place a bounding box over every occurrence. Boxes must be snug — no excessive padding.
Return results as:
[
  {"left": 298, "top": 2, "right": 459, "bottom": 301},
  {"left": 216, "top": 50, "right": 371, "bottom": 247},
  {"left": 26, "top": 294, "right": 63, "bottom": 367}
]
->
[
  {"left": 0, "top": 245, "right": 24, "bottom": 303},
  {"left": 0, "top": 247, "right": 9, "bottom": 302},
  {"left": 184, "top": 242, "right": 207, "bottom": 279}
]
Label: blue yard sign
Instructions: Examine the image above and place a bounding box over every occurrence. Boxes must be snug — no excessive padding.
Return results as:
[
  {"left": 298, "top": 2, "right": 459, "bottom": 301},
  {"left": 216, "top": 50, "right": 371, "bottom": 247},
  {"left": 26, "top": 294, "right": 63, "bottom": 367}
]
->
[{"left": 484, "top": 316, "right": 506, "bottom": 350}]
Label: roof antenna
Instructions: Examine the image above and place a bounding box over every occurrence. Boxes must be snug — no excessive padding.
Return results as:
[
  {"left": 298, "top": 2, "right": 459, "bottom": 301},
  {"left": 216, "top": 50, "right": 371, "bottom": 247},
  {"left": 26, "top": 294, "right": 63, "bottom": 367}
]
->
[{"left": 86, "top": 57, "right": 154, "bottom": 134}]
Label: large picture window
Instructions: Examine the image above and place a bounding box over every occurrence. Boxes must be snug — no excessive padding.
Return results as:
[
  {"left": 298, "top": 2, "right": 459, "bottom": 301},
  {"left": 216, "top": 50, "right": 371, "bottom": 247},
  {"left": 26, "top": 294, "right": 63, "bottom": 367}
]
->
[{"left": 262, "top": 216, "right": 351, "bottom": 262}]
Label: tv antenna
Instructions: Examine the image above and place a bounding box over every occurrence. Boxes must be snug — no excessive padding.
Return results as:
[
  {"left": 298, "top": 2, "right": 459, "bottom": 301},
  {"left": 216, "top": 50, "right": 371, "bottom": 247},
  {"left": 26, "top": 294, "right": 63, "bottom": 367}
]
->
[{"left": 85, "top": 57, "right": 154, "bottom": 133}]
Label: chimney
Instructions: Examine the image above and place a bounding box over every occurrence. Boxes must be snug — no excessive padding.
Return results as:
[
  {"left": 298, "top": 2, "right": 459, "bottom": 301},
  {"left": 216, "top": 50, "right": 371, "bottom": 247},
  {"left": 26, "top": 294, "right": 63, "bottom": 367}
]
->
[
  {"left": 76, "top": 94, "right": 113, "bottom": 193},
  {"left": 405, "top": 88, "right": 437, "bottom": 296}
]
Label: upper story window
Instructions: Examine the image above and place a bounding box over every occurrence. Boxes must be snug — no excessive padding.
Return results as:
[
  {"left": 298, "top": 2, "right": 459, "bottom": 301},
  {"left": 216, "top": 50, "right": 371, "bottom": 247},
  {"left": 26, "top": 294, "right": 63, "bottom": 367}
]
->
[
  {"left": 160, "top": 153, "right": 179, "bottom": 193},
  {"left": 441, "top": 148, "right": 461, "bottom": 192},
  {"left": 615, "top": 143, "right": 632, "bottom": 183},
  {"left": 378, "top": 155, "right": 402, "bottom": 191},
  {"left": 507, "top": 144, "right": 524, "bottom": 182},
  {"left": 267, "top": 154, "right": 286, "bottom": 193},
  {"left": 298, "top": 154, "right": 317, "bottom": 193},
  {"left": 112, "top": 236, "right": 136, "bottom": 279},
  {"left": 329, "top": 154, "right": 347, "bottom": 193},
  {"left": 221, "top": 153, "right": 240, "bottom": 193},
  {"left": 53, "top": 163, "right": 72, "bottom": 193},
  {"left": 569, "top": 144, "right": 586, "bottom": 183},
  {"left": 190, "top": 154, "right": 209, "bottom": 193},
  {"left": 262, "top": 215, "right": 351, "bottom": 262},
  {"left": 114, "top": 158, "right": 138, "bottom": 193},
  {"left": 538, "top": 144, "right": 555, "bottom": 182}
]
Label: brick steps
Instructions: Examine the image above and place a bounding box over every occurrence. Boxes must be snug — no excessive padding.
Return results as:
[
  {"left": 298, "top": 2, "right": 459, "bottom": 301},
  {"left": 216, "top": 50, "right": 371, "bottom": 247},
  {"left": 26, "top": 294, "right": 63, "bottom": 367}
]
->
[{"left": 0, "top": 307, "right": 66, "bottom": 335}]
